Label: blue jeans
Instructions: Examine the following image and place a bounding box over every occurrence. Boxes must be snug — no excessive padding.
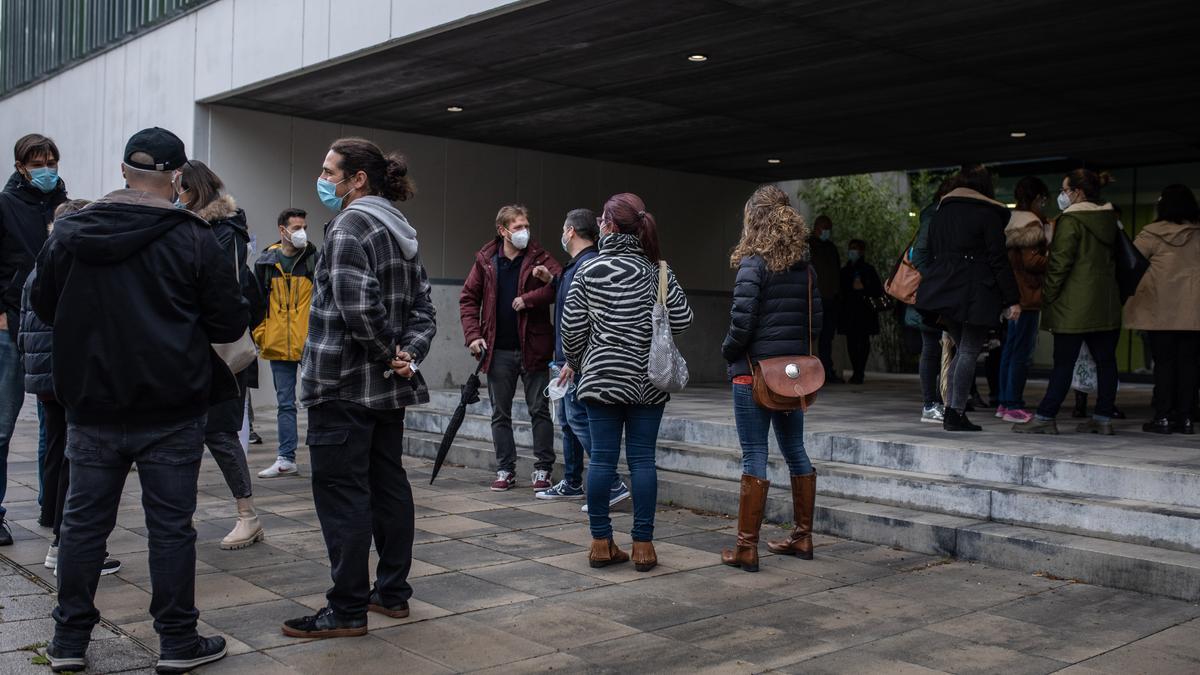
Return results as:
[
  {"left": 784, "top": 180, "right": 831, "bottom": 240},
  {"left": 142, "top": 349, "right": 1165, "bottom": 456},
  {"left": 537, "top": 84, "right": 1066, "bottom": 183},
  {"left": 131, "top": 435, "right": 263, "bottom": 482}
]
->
[
  {"left": 52, "top": 416, "right": 206, "bottom": 656},
  {"left": 560, "top": 390, "right": 587, "bottom": 488},
  {"left": 0, "top": 333, "right": 25, "bottom": 518},
  {"left": 733, "top": 384, "right": 813, "bottom": 479},
  {"left": 998, "top": 311, "right": 1039, "bottom": 409},
  {"left": 584, "top": 402, "right": 663, "bottom": 542},
  {"left": 270, "top": 360, "right": 299, "bottom": 462}
]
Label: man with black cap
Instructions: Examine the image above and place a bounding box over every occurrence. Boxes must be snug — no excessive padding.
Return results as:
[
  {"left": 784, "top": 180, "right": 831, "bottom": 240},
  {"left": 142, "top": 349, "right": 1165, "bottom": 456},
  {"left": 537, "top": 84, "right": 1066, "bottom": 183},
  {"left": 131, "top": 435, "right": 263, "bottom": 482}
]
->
[{"left": 32, "top": 127, "right": 247, "bottom": 674}]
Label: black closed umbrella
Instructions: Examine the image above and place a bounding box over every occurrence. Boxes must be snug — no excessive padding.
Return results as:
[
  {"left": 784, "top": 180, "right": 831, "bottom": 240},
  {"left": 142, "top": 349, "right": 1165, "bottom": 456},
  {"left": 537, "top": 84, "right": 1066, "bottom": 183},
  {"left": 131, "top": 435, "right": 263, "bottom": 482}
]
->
[{"left": 430, "top": 348, "right": 487, "bottom": 484}]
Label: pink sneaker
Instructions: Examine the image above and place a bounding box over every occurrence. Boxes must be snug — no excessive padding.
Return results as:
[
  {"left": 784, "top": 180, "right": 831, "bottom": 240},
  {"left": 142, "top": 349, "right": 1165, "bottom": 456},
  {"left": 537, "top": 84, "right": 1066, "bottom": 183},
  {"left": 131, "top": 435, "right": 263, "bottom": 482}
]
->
[
  {"left": 994, "top": 405, "right": 1007, "bottom": 419},
  {"left": 1002, "top": 409, "right": 1033, "bottom": 424}
]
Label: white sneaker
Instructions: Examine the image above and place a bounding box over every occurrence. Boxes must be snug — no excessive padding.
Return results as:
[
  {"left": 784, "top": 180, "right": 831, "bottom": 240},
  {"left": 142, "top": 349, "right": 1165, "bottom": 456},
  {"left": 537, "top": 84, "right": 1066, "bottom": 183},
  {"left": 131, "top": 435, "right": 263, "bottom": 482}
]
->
[
  {"left": 45, "top": 544, "right": 58, "bottom": 569},
  {"left": 258, "top": 458, "right": 299, "bottom": 478},
  {"left": 921, "top": 404, "right": 945, "bottom": 424}
]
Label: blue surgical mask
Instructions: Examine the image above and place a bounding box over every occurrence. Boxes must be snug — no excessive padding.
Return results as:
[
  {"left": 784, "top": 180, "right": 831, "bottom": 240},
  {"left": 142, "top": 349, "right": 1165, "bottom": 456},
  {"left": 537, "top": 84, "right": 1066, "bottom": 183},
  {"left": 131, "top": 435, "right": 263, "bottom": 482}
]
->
[
  {"left": 848, "top": 250, "right": 862, "bottom": 262},
  {"left": 819, "top": 230, "right": 832, "bottom": 241},
  {"left": 317, "top": 177, "right": 347, "bottom": 212},
  {"left": 173, "top": 199, "right": 186, "bottom": 209},
  {"left": 28, "top": 167, "right": 59, "bottom": 193}
]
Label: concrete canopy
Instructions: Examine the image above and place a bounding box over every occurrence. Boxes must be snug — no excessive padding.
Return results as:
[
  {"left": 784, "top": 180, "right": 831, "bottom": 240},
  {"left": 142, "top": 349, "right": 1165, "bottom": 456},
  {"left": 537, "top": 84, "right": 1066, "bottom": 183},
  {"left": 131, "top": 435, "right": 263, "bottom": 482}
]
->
[{"left": 213, "top": 0, "right": 1200, "bottom": 181}]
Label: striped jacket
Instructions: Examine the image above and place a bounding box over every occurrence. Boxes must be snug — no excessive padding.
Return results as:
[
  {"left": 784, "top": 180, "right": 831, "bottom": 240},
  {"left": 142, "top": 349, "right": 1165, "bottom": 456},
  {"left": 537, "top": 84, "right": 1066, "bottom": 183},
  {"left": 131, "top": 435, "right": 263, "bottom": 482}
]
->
[
  {"left": 299, "top": 197, "right": 436, "bottom": 410},
  {"left": 562, "top": 233, "right": 692, "bottom": 405}
]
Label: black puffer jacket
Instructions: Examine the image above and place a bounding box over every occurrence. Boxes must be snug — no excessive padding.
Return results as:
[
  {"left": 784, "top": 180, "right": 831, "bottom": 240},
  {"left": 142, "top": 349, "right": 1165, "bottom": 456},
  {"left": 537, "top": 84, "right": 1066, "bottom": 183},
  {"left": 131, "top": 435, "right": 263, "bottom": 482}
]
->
[
  {"left": 17, "top": 269, "right": 53, "bottom": 397},
  {"left": 722, "top": 255, "right": 824, "bottom": 378},
  {"left": 0, "top": 172, "right": 67, "bottom": 336}
]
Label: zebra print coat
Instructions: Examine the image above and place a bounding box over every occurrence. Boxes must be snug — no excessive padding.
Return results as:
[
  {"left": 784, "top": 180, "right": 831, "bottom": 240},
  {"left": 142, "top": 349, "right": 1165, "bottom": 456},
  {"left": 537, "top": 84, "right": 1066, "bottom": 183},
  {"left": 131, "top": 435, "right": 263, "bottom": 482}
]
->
[{"left": 562, "top": 233, "right": 693, "bottom": 405}]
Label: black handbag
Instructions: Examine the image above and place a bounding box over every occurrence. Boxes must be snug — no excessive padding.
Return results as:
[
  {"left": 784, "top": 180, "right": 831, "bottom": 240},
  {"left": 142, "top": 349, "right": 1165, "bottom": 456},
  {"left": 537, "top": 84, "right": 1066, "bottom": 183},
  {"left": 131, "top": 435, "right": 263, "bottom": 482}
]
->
[{"left": 1114, "top": 228, "right": 1149, "bottom": 303}]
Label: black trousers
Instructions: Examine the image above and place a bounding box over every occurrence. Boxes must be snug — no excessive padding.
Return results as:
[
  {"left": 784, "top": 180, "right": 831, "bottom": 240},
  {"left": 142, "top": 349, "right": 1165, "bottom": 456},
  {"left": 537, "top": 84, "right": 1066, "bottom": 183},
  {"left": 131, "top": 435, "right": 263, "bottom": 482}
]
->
[
  {"left": 1148, "top": 331, "right": 1200, "bottom": 420},
  {"left": 40, "top": 399, "right": 68, "bottom": 538},
  {"left": 818, "top": 297, "right": 839, "bottom": 378},
  {"left": 308, "top": 400, "right": 414, "bottom": 618},
  {"left": 846, "top": 332, "right": 871, "bottom": 379}
]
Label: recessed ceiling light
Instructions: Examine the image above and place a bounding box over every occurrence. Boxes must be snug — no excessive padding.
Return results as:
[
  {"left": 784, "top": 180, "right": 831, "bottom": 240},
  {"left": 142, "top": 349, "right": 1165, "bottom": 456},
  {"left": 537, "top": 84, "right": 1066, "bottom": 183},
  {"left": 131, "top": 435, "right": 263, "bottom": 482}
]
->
[
  {"left": 446, "top": 105, "right": 464, "bottom": 112},
  {"left": 767, "top": 158, "right": 782, "bottom": 164},
  {"left": 687, "top": 54, "right": 708, "bottom": 62},
  {"left": 1010, "top": 131, "right": 1027, "bottom": 138}
]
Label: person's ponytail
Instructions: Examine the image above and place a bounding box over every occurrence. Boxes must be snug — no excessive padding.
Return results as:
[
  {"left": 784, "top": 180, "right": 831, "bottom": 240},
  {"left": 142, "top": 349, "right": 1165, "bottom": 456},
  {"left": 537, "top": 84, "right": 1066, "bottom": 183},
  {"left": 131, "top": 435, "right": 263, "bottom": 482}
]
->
[{"left": 382, "top": 153, "right": 415, "bottom": 202}]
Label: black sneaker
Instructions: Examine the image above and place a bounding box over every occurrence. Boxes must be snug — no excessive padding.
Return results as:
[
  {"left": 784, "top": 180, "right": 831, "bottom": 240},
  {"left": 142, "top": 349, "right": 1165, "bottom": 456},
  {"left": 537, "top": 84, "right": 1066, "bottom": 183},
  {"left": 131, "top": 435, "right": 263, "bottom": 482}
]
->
[
  {"left": 368, "top": 591, "right": 410, "bottom": 619},
  {"left": 46, "top": 644, "right": 86, "bottom": 673},
  {"left": 0, "top": 519, "right": 12, "bottom": 546},
  {"left": 282, "top": 606, "right": 367, "bottom": 638},
  {"left": 156, "top": 636, "right": 226, "bottom": 674},
  {"left": 248, "top": 431, "right": 263, "bottom": 445}
]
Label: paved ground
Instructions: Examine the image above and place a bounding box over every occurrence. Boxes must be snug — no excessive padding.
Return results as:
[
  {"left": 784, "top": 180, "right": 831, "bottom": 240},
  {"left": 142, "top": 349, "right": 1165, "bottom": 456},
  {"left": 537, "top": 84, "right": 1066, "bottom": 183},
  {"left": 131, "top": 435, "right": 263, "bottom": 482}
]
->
[{"left": 2, "top": 393, "right": 1200, "bottom": 674}]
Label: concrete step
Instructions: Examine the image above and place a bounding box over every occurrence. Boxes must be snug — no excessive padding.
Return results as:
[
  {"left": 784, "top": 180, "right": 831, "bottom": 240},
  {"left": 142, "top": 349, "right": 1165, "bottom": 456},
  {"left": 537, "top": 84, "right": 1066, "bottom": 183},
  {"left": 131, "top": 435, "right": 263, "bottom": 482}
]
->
[
  {"left": 418, "top": 391, "right": 1200, "bottom": 510},
  {"left": 405, "top": 406, "right": 1200, "bottom": 555},
  {"left": 401, "top": 428, "right": 1200, "bottom": 602}
]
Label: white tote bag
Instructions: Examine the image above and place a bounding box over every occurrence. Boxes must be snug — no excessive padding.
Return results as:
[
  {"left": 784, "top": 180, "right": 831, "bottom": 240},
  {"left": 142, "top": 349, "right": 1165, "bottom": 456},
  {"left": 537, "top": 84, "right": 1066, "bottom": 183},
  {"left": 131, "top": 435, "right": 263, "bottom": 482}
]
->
[{"left": 647, "top": 260, "right": 689, "bottom": 392}]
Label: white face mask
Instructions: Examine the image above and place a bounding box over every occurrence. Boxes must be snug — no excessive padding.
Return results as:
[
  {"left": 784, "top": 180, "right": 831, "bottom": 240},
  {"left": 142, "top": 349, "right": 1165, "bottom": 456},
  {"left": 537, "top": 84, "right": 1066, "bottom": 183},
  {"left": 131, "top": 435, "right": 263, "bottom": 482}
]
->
[
  {"left": 1057, "top": 190, "right": 1073, "bottom": 211},
  {"left": 287, "top": 228, "right": 308, "bottom": 249},
  {"left": 509, "top": 228, "right": 530, "bottom": 250}
]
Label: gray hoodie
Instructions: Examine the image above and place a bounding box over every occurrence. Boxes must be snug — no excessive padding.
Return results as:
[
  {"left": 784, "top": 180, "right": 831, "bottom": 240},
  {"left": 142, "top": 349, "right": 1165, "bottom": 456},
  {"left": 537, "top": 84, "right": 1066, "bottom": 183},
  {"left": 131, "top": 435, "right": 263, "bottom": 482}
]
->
[{"left": 344, "top": 195, "right": 419, "bottom": 259}]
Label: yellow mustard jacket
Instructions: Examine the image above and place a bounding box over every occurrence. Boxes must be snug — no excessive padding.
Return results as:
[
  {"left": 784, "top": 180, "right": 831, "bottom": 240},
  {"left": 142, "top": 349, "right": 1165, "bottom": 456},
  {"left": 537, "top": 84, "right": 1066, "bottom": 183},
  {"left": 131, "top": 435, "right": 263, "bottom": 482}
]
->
[{"left": 252, "top": 242, "right": 318, "bottom": 362}]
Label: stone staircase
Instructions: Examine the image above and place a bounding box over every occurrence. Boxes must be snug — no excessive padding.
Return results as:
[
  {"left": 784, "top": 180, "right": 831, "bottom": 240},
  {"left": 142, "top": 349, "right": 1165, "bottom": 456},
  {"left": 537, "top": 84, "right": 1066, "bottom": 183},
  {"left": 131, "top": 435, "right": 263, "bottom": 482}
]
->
[{"left": 404, "top": 385, "right": 1200, "bottom": 601}]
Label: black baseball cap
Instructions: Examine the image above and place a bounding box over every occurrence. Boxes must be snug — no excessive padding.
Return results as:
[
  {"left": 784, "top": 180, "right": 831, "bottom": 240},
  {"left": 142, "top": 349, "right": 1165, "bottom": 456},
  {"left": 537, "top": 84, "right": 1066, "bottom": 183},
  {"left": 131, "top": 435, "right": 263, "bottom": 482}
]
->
[{"left": 123, "top": 127, "right": 187, "bottom": 172}]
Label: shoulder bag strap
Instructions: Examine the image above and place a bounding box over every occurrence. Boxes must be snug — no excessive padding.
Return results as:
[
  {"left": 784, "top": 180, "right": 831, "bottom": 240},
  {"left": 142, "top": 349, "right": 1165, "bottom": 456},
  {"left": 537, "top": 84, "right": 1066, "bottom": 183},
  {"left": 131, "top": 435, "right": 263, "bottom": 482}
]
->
[
  {"left": 807, "top": 265, "right": 815, "bottom": 356},
  {"left": 657, "top": 260, "right": 668, "bottom": 306}
]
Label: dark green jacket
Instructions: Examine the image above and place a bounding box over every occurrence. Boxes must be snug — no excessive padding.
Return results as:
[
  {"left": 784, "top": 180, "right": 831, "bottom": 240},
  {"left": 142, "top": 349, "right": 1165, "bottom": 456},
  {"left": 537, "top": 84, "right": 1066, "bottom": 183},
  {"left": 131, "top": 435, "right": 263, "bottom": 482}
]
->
[{"left": 1041, "top": 203, "right": 1122, "bottom": 334}]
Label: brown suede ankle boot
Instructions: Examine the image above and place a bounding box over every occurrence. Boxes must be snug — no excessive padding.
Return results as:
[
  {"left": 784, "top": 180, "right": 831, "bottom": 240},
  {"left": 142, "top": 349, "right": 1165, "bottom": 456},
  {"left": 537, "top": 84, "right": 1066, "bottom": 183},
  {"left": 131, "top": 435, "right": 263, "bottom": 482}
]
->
[
  {"left": 588, "top": 538, "right": 629, "bottom": 568},
  {"left": 767, "top": 472, "right": 816, "bottom": 559},
  {"left": 631, "top": 541, "right": 657, "bottom": 572},
  {"left": 721, "top": 474, "right": 769, "bottom": 572}
]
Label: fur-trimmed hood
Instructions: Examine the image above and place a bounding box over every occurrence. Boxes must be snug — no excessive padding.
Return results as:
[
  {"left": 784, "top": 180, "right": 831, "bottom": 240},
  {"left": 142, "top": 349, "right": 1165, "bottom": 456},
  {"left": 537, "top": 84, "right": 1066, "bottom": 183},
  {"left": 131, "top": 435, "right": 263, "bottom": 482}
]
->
[
  {"left": 195, "top": 194, "right": 238, "bottom": 223},
  {"left": 1005, "top": 210, "right": 1047, "bottom": 249}
]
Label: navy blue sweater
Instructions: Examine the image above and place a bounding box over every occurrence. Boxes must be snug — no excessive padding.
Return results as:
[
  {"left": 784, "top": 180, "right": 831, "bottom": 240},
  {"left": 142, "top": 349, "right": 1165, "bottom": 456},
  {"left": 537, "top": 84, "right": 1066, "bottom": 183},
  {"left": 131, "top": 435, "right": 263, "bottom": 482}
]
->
[{"left": 553, "top": 246, "right": 598, "bottom": 365}]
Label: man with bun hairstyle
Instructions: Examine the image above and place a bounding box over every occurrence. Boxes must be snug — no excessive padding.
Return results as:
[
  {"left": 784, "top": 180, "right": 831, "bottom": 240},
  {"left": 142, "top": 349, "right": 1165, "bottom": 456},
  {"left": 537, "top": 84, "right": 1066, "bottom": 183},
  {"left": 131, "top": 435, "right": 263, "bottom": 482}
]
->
[
  {"left": 34, "top": 127, "right": 245, "bottom": 674},
  {"left": 284, "top": 137, "right": 436, "bottom": 639}
]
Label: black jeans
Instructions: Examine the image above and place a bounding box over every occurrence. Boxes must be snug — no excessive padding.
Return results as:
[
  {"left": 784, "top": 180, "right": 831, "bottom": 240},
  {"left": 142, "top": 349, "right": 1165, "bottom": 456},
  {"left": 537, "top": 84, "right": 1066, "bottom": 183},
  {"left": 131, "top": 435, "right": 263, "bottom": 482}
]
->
[
  {"left": 308, "top": 400, "right": 414, "bottom": 618},
  {"left": 1148, "top": 331, "right": 1200, "bottom": 420},
  {"left": 846, "top": 332, "right": 871, "bottom": 380},
  {"left": 1037, "top": 330, "right": 1120, "bottom": 420},
  {"left": 40, "top": 399, "right": 68, "bottom": 536},
  {"left": 53, "top": 416, "right": 206, "bottom": 656},
  {"left": 944, "top": 322, "right": 988, "bottom": 412},
  {"left": 204, "top": 431, "right": 253, "bottom": 499},
  {"left": 919, "top": 330, "right": 944, "bottom": 406},
  {"left": 818, "top": 297, "right": 839, "bottom": 378},
  {"left": 487, "top": 349, "right": 553, "bottom": 473}
]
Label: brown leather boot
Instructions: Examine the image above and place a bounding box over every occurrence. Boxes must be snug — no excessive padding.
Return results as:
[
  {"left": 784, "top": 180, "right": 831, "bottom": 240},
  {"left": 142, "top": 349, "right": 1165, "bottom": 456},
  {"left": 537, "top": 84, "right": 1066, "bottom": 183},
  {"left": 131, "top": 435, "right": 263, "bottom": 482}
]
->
[
  {"left": 588, "top": 538, "right": 629, "bottom": 568},
  {"left": 767, "top": 472, "right": 816, "bottom": 559},
  {"left": 721, "top": 474, "right": 769, "bottom": 572},
  {"left": 631, "top": 541, "right": 657, "bottom": 572}
]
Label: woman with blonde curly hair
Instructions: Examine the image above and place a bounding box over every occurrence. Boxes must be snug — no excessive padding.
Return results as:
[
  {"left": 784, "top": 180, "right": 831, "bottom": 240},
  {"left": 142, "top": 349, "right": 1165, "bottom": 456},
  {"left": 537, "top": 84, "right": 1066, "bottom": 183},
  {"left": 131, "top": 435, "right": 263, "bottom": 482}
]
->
[{"left": 720, "top": 185, "right": 823, "bottom": 572}]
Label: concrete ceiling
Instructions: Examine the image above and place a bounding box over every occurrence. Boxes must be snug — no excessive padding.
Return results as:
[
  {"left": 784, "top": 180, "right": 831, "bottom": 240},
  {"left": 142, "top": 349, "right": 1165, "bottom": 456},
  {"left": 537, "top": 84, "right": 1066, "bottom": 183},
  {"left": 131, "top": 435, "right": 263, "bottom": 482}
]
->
[{"left": 215, "top": 0, "right": 1200, "bottom": 181}]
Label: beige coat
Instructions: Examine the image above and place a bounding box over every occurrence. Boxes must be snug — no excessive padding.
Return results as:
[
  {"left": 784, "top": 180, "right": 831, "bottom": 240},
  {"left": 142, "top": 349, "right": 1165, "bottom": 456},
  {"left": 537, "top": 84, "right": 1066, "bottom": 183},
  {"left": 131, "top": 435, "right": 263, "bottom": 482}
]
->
[{"left": 1124, "top": 220, "right": 1200, "bottom": 331}]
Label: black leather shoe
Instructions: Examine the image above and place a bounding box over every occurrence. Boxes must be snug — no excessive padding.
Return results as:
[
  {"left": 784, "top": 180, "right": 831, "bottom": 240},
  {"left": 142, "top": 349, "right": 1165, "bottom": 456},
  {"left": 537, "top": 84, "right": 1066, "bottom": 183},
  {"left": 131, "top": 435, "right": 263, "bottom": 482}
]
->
[
  {"left": 943, "top": 408, "right": 982, "bottom": 432},
  {"left": 1111, "top": 406, "right": 1128, "bottom": 420},
  {"left": 1175, "top": 419, "right": 1195, "bottom": 435},
  {"left": 282, "top": 606, "right": 367, "bottom": 639},
  {"left": 0, "top": 519, "right": 12, "bottom": 546},
  {"left": 157, "top": 636, "right": 226, "bottom": 674},
  {"left": 1143, "top": 418, "right": 1173, "bottom": 435}
]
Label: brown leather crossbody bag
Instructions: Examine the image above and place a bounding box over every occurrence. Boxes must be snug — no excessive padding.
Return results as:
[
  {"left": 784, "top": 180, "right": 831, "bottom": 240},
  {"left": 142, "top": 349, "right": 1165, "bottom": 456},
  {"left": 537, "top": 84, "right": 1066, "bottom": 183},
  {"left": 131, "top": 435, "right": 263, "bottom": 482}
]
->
[{"left": 749, "top": 266, "right": 826, "bottom": 412}]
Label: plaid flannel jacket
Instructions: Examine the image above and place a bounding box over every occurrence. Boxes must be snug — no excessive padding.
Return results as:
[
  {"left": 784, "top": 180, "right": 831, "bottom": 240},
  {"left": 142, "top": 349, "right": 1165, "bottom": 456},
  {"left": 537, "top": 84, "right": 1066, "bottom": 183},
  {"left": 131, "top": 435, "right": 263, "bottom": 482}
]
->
[{"left": 299, "top": 206, "right": 436, "bottom": 410}]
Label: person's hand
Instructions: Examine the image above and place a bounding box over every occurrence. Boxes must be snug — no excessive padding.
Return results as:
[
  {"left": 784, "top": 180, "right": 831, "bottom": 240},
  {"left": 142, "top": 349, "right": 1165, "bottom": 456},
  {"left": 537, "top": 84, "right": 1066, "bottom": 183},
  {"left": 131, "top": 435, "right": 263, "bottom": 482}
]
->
[
  {"left": 853, "top": 277, "right": 864, "bottom": 291},
  {"left": 391, "top": 349, "right": 415, "bottom": 379},
  {"left": 557, "top": 365, "right": 574, "bottom": 386},
  {"left": 469, "top": 339, "right": 487, "bottom": 356},
  {"left": 1006, "top": 304, "right": 1022, "bottom": 321},
  {"left": 512, "top": 296, "right": 526, "bottom": 312},
  {"left": 532, "top": 265, "right": 552, "bottom": 284}
]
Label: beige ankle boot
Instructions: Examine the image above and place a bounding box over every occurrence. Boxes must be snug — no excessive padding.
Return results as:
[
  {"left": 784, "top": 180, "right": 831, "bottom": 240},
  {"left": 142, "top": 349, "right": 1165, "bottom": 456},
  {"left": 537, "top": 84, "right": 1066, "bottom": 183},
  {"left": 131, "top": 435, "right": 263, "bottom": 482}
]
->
[{"left": 220, "top": 497, "right": 265, "bottom": 550}]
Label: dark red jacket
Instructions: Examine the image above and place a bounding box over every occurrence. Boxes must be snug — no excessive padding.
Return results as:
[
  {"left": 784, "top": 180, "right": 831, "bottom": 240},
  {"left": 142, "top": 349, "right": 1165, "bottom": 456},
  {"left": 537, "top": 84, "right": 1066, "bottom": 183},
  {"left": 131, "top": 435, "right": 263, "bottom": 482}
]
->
[{"left": 459, "top": 237, "right": 562, "bottom": 373}]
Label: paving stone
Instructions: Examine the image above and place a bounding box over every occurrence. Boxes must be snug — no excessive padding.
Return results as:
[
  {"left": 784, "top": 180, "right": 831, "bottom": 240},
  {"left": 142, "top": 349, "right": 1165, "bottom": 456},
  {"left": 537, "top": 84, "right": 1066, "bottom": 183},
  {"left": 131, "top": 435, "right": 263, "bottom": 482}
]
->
[
  {"left": 411, "top": 571, "right": 535, "bottom": 613},
  {"left": 418, "top": 495, "right": 506, "bottom": 515},
  {"left": 414, "top": 515, "right": 507, "bottom": 538},
  {"left": 860, "top": 561, "right": 1067, "bottom": 610},
  {"left": 858, "top": 627, "right": 1069, "bottom": 674},
  {"left": 0, "top": 650, "right": 54, "bottom": 675},
  {"left": 765, "top": 547, "right": 901, "bottom": 584},
  {"left": 266, "top": 633, "right": 451, "bottom": 674},
  {"left": 818, "top": 540, "right": 942, "bottom": 570},
  {"left": 468, "top": 651, "right": 594, "bottom": 674},
  {"left": 201, "top": 598, "right": 327, "bottom": 650},
  {"left": 988, "top": 583, "right": 1200, "bottom": 634},
  {"left": 0, "top": 593, "right": 55, "bottom": 622},
  {"left": 193, "top": 571, "right": 284, "bottom": 611},
  {"left": 567, "top": 631, "right": 760, "bottom": 673},
  {"left": 77, "top": 636, "right": 157, "bottom": 673},
  {"left": 411, "top": 540, "right": 522, "bottom": 571},
  {"left": 469, "top": 599, "right": 639, "bottom": 650},
  {"left": 1063, "top": 619, "right": 1200, "bottom": 674},
  {"left": 0, "top": 572, "right": 49, "bottom": 598},
  {"left": 461, "top": 530, "right": 581, "bottom": 559},
  {"left": 195, "top": 542, "right": 305, "bottom": 573},
  {"left": 180, "top": 650, "right": 298, "bottom": 675},
  {"left": 93, "top": 578, "right": 155, "bottom": 624},
  {"left": 0, "top": 616, "right": 118, "bottom": 651},
  {"left": 120, "top": 617, "right": 257, "bottom": 656},
  {"left": 206, "top": 512, "right": 319, "bottom": 538},
  {"left": 535, "top": 550, "right": 677, "bottom": 585},
  {"left": 372, "top": 614, "right": 554, "bottom": 671},
  {"left": 461, "top": 507, "right": 573, "bottom": 531},
  {"left": 780, "top": 648, "right": 950, "bottom": 674},
  {"left": 111, "top": 554, "right": 220, "bottom": 589},
  {"left": 233, "top": 559, "right": 338, "bottom": 598},
  {"left": 690, "top": 562, "right": 843, "bottom": 599},
  {"left": 788, "top": 585, "right": 970, "bottom": 648},
  {"left": 291, "top": 594, "right": 452, "bottom": 629},
  {"left": 465, "top": 560, "right": 609, "bottom": 596}
]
